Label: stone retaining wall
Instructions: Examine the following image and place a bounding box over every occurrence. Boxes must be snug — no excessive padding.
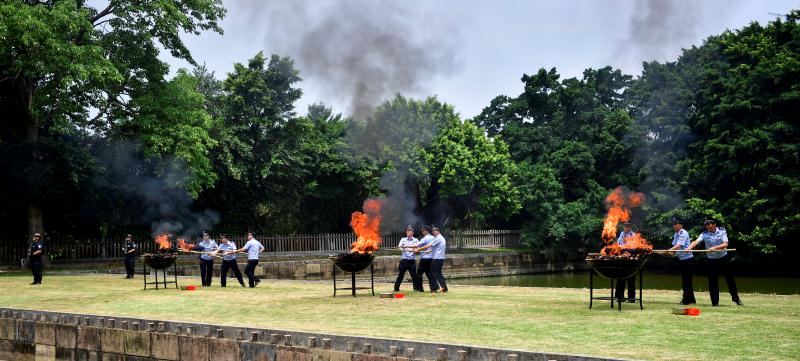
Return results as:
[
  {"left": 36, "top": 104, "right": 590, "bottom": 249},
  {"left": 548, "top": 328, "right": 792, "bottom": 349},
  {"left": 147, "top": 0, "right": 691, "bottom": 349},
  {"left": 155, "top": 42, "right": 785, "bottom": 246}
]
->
[{"left": 0, "top": 308, "right": 623, "bottom": 361}]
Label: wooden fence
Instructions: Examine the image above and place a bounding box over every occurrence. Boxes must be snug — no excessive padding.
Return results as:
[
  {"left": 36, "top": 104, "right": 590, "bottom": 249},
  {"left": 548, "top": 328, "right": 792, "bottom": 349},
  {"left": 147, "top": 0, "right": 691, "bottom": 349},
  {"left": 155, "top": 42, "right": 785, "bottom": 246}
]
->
[{"left": 0, "top": 229, "right": 521, "bottom": 265}]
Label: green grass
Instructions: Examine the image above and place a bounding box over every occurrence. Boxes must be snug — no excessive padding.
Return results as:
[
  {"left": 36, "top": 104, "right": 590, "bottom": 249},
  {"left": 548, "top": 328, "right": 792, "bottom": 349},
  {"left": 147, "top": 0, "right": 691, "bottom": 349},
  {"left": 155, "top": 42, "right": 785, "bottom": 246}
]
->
[{"left": 2, "top": 274, "right": 799, "bottom": 361}]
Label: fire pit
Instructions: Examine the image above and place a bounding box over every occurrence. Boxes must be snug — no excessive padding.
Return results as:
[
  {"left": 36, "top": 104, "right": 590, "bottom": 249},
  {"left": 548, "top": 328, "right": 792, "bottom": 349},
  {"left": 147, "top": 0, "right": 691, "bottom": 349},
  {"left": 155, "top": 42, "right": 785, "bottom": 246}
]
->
[
  {"left": 141, "top": 235, "right": 180, "bottom": 290},
  {"left": 142, "top": 253, "right": 177, "bottom": 270},
  {"left": 330, "top": 252, "right": 375, "bottom": 272},
  {"left": 586, "top": 254, "right": 648, "bottom": 310},
  {"left": 586, "top": 255, "right": 649, "bottom": 279},
  {"left": 330, "top": 252, "right": 375, "bottom": 297}
]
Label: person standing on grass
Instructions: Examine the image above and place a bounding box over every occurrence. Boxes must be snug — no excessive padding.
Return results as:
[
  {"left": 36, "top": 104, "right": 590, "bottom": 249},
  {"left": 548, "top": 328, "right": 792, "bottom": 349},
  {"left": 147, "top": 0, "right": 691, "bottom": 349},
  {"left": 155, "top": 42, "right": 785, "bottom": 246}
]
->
[
  {"left": 233, "top": 232, "right": 264, "bottom": 288},
  {"left": 667, "top": 218, "right": 696, "bottom": 305},
  {"left": 615, "top": 222, "right": 637, "bottom": 303},
  {"left": 28, "top": 233, "right": 44, "bottom": 285},
  {"left": 687, "top": 219, "right": 742, "bottom": 307},
  {"left": 196, "top": 231, "right": 218, "bottom": 287},
  {"left": 394, "top": 225, "right": 421, "bottom": 292},
  {"left": 414, "top": 225, "right": 436, "bottom": 293},
  {"left": 216, "top": 234, "right": 245, "bottom": 288},
  {"left": 123, "top": 234, "right": 137, "bottom": 279},
  {"left": 416, "top": 225, "right": 448, "bottom": 293}
]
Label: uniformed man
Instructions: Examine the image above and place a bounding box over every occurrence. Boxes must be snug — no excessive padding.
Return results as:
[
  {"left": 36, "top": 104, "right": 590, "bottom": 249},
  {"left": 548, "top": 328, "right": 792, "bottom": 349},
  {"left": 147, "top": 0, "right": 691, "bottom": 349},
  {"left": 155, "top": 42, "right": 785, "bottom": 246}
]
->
[
  {"left": 394, "top": 225, "right": 421, "bottom": 292},
  {"left": 233, "top": 232, "right": 264, "bottom": 288},
  {"left": 216, "top": 234, "right": 245, "bottom": 287},
  {"left": 29, "top": 233, "right": 44, "bottom": 285},
  {"left": 123, "top": 234, "right": 137, "bottom": 279},
  {"left": 429, "top": 225, "right": 449, "bottom": 293},
  {"left": 687, "top": 219, "right": 742, "bottom": 306},
  {"left": 414, "top": 225, "right": 435, "bottom": 292},
  {"left": 615, "top": 222, "right": 636, "bottom": 302},
  {"left": 197, "top": 231, "right": 218, "bottom": 287},
  {"left": 667, "top": 218, "right": 695, "bottom": 305}
]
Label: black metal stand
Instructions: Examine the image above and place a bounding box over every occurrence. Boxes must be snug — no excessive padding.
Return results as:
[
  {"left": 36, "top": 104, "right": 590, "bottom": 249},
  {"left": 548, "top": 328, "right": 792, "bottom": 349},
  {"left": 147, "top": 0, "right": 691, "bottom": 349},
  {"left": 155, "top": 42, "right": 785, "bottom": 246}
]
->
[
  {"left": 589, "top": 268, "right": 644, "bottom": 310},
  {"left": 142, "top": 261, "right": 179, "bottom": 290},
  {"left": 332, "top": 262, "right": 375, "bottom": 297}
]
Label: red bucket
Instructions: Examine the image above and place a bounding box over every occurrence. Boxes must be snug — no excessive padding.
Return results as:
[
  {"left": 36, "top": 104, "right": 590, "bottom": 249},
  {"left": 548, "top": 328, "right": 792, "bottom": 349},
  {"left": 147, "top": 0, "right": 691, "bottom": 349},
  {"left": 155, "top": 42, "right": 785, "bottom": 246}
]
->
[{"left": 394, "top": 293, "right": 405, "bottom": 299}]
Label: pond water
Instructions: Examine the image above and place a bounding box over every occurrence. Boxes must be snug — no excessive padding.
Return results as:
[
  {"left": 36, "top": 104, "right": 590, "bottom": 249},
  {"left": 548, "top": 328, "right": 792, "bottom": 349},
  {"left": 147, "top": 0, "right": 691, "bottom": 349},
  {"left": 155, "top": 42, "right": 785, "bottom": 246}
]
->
[{"left": 451, "top": 272, "right": 800, "bottom": 295}]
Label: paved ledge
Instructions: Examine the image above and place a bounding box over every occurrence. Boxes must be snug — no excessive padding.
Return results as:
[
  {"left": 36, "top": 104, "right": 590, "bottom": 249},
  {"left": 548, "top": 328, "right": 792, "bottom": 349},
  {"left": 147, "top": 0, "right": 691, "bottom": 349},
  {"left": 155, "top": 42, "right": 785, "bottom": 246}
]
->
[{"left": 0, "top": 307, "right": 629, "bottom": 361}]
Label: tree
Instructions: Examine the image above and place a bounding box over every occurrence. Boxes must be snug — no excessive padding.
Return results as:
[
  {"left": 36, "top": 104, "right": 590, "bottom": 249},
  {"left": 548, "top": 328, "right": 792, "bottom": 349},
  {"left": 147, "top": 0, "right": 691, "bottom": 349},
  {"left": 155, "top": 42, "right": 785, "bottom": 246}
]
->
[{"left": 0, "top": 0, "right": 225, "bottom": 236}]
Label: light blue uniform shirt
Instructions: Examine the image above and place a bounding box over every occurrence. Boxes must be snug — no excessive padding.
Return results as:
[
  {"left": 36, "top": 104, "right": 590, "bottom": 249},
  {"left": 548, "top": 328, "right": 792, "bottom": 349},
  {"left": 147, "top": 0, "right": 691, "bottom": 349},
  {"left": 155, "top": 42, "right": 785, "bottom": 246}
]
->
[
  {"left": 671, "top": 229, "right": 693, "bottom": 260},
  {"left": 218, "top": 242, "right": 237, "bottom": 261},
  {"left": 243, "top": 239, "right": 264, "bottom": 260},
  {"left": 198, "top": 239, "right": 218, "bottom": 261},
  {"left": 431, "top": 234, "right": 447, "bottom": 260},
  {"left": 418, "top": 234, "right": 435, "bottom": 259},
  {"left": 398, "top": 237, "right": 418, "bottom": 260},
  {"left": 697, "top": 227, "right": 729, "bottom": 259},
  {"left": 617, "top": 230, "right": 635, "bottom": 247}
]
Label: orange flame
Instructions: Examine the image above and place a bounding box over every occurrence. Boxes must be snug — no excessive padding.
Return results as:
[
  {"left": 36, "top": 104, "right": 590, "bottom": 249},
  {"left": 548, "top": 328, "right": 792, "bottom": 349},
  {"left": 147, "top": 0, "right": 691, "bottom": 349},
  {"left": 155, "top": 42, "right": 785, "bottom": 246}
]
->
[
  {"left": 599, "top": 187, "right": 652, "bottom": 257},
  {"left": 177, "top": 239, "right": 192, "bottom": 251},
  {"left": 154, "top": 234, "right": 171, "bottom": 250},
  {"left": 349, "top": 199, "right": 383, "bottom": 254}
]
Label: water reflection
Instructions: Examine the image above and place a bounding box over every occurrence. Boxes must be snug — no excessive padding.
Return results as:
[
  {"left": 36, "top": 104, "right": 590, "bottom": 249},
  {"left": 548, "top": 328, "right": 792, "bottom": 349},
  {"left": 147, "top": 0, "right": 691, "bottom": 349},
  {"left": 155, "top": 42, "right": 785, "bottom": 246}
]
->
[{"left": 451, "top": 273, "right": 800, "bottom": 295}]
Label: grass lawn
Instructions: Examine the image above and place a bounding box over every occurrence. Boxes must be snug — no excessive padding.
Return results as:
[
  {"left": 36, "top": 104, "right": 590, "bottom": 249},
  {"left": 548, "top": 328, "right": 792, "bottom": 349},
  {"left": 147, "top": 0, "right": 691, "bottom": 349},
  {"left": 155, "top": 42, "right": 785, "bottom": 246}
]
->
[{"left": 1, "top": 274, "right": 798, "bottom": 361}]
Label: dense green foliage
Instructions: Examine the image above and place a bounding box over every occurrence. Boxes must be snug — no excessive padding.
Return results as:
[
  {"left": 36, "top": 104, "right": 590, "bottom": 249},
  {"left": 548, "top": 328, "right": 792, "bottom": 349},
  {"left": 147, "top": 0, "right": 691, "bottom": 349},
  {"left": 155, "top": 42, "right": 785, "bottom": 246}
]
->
[{"left": 1, "top": 2, "right": 798, "bottom": 261}]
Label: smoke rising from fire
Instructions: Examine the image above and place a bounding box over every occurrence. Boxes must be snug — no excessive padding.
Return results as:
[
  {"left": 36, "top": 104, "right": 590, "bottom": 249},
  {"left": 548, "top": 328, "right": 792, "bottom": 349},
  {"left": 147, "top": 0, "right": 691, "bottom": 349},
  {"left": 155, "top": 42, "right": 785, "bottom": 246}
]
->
[
  {"left": 97, "top": 143, "right": 220, "bottom": 238},
  {"left": 254, "top": 1, "right": 461, "bottom": 120}
]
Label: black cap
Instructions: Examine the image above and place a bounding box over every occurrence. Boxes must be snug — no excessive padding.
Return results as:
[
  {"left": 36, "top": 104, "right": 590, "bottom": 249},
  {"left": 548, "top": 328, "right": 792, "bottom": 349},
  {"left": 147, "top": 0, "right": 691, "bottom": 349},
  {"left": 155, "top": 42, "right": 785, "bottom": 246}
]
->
[
  {"left": 247, "top": 231, "right": 254, "bottom": 236},
  {"left": 406, "top": 225, "right": 415, "bottom": 231},
  {"left": 220, "top": 233, "right": 229, "bottom": 239},
  {"left": 622, "top": 222, "right": 632, "bottom": 227},
  {"left": 704, "top": 219, "right": 717, "bottom": 225},
  {"left": 431, "top": 224, "right": 440, "bottom": 231},
  {"left": 422, "top": 224, "right": 432, "bottom": 231},
  {"left": 671, "top": 217, "right": 682, "bottom": 225}
]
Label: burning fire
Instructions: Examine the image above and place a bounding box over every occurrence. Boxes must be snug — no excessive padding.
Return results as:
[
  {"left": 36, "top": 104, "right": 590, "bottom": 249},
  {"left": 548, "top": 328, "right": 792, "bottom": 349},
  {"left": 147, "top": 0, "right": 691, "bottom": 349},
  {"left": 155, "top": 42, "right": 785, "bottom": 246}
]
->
[
  {"left": 154, "top": 234, "right": 171, "bottom": 250},
  {"left": 598, "top": 187, "right": 652, "bottom": 258},
  {"left": 349, "top": 199, "right": 383, "bottom": 254},
  {"left": 177, "top": 239, "right": 192, "bottom": 251}
]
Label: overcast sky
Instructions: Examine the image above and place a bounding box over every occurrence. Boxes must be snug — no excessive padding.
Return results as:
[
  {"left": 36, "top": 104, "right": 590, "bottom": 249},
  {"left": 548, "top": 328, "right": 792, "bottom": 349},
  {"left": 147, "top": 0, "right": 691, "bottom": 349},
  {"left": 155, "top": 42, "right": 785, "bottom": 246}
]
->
[{"left": 163, "top": 0, "right": 798, "bottom": 120}]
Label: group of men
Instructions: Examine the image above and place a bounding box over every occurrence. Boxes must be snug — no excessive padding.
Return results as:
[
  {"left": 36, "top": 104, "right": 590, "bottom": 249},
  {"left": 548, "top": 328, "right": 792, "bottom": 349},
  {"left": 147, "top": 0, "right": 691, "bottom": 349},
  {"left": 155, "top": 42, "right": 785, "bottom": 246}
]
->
[
  {"left": 616, "top": 218, "right": 742, "bottom": 307},
  {"left": 121, "top": 231, "right": 265, "bottom": 288},
  {"left": 394, "top": 224, "right": 448, "bottom": 293}
]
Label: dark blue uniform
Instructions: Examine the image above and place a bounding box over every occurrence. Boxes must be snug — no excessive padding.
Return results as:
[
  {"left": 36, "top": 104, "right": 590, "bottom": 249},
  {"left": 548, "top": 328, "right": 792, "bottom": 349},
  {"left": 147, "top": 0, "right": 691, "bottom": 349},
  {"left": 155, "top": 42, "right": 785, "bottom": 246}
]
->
[
  {"left": 124, "top": 241, "right": 137, "bottom": 278},
  {"left": 29, "top": 241, "right": 44, "bottom": 284}
]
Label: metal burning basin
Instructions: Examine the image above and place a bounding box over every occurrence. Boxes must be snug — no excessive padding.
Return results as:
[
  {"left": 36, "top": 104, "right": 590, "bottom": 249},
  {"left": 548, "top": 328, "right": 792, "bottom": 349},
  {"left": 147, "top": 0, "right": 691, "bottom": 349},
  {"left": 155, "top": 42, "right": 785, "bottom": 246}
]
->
[
  {"left": 330, "top": 252, "right": 375, "bottom": 272},
  {"left": 586, "top": 256, "right": 649, "bottom": 279},
  {"left": 141, "top": 253, "right": 177, "bottom": 270}
]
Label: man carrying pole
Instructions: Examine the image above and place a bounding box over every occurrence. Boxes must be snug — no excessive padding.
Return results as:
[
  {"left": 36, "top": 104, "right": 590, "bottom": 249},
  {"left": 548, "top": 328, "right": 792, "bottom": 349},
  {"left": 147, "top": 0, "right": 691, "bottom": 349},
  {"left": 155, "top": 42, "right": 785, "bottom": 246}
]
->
[
  {"left": 686, "top": 219, "right": 743, "bottom": 307},
  {"left": 615, "top": 223, "right": 637, "bottom": 303},
  {"left": 667, "top": 218, "right": 695, "bottom": 305},
  {"left": 216, "top": 234, "right": 245, "bottom": 288},
  {"left": 415, "top": 225, "right": 435, "bottom": 292},
  {"left": 394, "top": 225, "right": 421, "bottom": 292},
  {"left": 232, "top": 232, "right": 264, "bottom": 288},
  {"left": 197, "top": 231, "right": 218, "bottom": 287}
]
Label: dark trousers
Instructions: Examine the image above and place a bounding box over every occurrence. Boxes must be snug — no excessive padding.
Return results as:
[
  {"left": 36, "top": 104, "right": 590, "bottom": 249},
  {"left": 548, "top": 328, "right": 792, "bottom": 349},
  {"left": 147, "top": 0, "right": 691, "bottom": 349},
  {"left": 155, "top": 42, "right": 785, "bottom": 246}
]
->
[
  {"left": 244, "top": 260, "right": 259, "bottom": 287},
  {"left": 394, "top": 259, "right": 418, "bottom": 291},
  {"left": 431, "top": 259, "right": 448, "bottom": 292},
  {"left": 679, "top": 258, "right": 696, "bottom": 304},
  {"left": 220, "top": 260, "right": 244, "bottom": 287},
  {"left": 416, "top": 259, "right": 433, "bottom": 292},
  {"left": 124, "top": 255, "right": 136, "bottom": 277},
  {"left": 199, "top": 258, "right": 214, "bottom": 286},
  {"left": 707, "top": 255, "right": 739, "bottom": 305},
  {"left": 615, "top": 275, "right": 636, "bottom": 300},
  {"left": 31, "top": 261, "right": 43, "bottom": 284}
]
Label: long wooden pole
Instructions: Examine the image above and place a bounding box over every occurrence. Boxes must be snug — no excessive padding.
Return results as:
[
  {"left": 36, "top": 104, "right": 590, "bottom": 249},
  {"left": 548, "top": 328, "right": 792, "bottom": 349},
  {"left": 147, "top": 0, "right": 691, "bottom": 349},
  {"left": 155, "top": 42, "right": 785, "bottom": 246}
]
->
[{"left": 587, "top": 249, "right": 736, "bottom": 256}]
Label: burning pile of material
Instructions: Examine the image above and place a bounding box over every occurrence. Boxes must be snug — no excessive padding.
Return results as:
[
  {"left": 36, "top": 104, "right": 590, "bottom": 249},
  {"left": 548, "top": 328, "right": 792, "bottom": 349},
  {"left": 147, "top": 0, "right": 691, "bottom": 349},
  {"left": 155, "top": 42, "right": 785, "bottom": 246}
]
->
[
  {"left": 593, "top": 187, "right": 653, "bottom": 259},
  {"left": 349, "top": 199, "right": 383, "bottom": 254}
]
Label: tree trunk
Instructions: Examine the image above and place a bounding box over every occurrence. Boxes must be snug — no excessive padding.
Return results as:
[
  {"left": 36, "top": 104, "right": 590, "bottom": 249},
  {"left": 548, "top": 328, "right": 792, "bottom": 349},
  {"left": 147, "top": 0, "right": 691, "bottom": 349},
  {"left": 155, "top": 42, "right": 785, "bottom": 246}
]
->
[{"left": 17, "top": 75, "right": 43, "bottom": 239}]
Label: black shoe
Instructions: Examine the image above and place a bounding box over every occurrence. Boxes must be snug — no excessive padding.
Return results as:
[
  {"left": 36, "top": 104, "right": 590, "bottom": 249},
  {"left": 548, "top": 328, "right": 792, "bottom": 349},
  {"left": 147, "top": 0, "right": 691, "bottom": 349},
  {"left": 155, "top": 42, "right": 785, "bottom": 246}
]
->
[
  {"left": 627, "top": 298, "right": 636, "bottom": 303},
  {"left": 734, "top": 300, "right": 744, "bottom": 306},
  {"left": 30, "top": 282, "right": 38, "bottom": 285},
  {"left": 254, "top": 279, "right": 261, "bottom": 286},
  {"left": 712, "top": 304, "right": 719, "bottom": 307}
]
